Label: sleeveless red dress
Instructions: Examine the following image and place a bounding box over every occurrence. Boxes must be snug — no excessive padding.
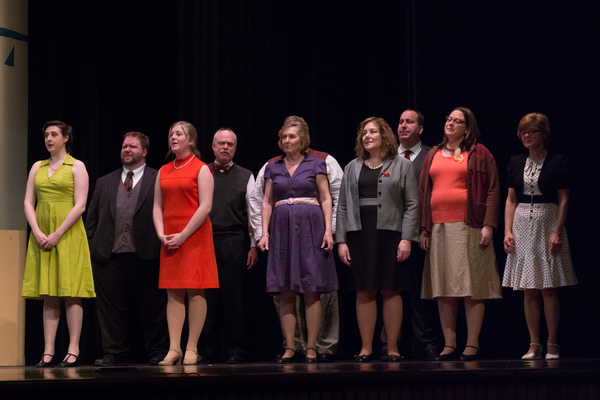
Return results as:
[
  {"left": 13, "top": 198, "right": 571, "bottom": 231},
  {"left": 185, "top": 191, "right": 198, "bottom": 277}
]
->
[{"left": 158, "top": 154, "right": 219, "bottom": 289}]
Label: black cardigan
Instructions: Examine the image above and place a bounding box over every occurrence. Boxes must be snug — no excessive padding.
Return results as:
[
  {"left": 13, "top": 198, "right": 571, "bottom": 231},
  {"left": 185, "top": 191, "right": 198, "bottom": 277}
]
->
[{"left": 507, "top": 152, "right": 569, "bottom": 205}]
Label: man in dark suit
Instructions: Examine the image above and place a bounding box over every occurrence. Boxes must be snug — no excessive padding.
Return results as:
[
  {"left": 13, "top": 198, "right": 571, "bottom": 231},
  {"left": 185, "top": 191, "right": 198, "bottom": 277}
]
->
[
  {"left": 397, "top": 109, "right": 438, "bottom": 360},
  {"left": 381, "top": 110, "right": 439, "bottom": 360},
  {"left": 87, "top": 132, "right": 168, "bottom": 366}
]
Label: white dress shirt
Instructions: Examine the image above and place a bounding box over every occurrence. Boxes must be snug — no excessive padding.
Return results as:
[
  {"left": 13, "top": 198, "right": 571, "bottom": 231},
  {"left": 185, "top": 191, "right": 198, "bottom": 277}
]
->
[
  {"left": 121, "top": 164, "right": 146, "bottom": 189},
  {"left": 398, "top": 141, "right": 423, "bottom": 163}
]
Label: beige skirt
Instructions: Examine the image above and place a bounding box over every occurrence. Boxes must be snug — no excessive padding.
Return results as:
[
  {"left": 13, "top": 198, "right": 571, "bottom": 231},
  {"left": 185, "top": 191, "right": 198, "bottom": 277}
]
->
[{"left": 421, "top": 222, "right": 502, "bottom": 300}]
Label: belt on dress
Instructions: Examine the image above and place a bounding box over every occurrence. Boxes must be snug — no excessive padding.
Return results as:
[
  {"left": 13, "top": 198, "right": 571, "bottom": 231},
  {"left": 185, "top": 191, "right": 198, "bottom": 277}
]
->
[
  {"left": 518, "top": 194, "right": 557, "bottom": 204},
  {"left": 274, "top": 197, "right": 320, "bottom": 208},
  {"left": 359, "top": 198, "right": 378, "bottom": 206}
]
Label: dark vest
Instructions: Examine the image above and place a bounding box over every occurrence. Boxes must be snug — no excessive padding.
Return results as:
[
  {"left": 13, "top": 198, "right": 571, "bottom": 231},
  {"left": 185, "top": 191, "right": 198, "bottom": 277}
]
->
[
  {"left": 112, "top": 177, "right": 142, "bottom": 253},
  {"left": 209, "top": 163, "right": 252, "bottom": 237}
]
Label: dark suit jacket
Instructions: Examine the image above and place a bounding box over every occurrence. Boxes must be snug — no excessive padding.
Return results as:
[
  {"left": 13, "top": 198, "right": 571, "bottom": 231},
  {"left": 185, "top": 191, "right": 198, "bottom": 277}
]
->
[
  {"left": 86, "top": 166, "right": 161, "bottom": 262},
  {"left": 412, "top": 144, "right": 431, "bottom": 178}
]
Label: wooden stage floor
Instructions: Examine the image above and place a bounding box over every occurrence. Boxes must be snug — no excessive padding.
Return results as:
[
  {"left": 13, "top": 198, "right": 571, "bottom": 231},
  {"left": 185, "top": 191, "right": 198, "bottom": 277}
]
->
[{"left": 2, "top": 359, "right": 600, "bottom": 400}]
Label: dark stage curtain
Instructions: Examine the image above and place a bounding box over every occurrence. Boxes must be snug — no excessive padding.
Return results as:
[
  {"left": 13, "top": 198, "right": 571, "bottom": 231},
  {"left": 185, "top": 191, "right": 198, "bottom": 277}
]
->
[
  {"left": 26, "top": 0, "right": 412, "bottom": 364},
  {"left": 27, "top": 0, "right": 179, "bottom": 366},
  {"left": 26, "top": 0, "right": 599, "bottom": 364},
  {"left": 174, "top": 0, "right": 412, "bottom": 173}
]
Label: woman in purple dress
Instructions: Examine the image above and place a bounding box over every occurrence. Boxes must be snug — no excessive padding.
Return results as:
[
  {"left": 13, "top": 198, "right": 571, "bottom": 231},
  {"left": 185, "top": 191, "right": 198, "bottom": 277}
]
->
[{"left": 257, "top": 116, "right": 338, "bottom": 364}]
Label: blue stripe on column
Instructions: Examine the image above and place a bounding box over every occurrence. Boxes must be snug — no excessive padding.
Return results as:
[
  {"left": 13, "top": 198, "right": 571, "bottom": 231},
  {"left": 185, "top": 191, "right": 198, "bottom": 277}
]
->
[
  {"left": 1, "top": 28, "right": 27, "bottom": 67},
  {"left": 0, "top": 27, "right": 28, "bottom": 42}
]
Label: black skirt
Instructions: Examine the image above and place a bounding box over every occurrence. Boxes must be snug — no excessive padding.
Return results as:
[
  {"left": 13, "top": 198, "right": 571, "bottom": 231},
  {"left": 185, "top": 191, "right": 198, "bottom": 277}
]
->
[{"left": 346, "top": 205, "right": 406, "bottom": 291}]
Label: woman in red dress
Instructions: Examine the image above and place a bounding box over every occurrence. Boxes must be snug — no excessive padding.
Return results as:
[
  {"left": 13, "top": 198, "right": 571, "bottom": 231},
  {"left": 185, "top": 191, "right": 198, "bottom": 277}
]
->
[{"left": 153, "top": 121, "right": 219, "bottom": 365}]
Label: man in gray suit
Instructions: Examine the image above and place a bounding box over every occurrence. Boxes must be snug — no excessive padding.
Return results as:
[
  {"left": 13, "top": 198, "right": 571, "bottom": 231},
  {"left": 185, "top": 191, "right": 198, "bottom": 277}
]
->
[
  {"left": 381, "top": 110, "right": 439, "bottom": 360},
  {"left": 87, "top": 132, "right": 168, "bottom": 366}
]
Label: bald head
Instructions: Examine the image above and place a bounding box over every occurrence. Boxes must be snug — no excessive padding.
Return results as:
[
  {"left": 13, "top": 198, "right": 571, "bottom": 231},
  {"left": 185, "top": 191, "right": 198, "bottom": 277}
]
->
[{"left": 212, "top": 129, "right": 237, "bottom": 165}]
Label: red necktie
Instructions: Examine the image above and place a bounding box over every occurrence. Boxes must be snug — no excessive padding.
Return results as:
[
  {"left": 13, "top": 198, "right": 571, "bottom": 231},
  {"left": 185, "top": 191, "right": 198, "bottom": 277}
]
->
[
  {"left": 403, "top": 149, "right": 412, "bottom": 160},
  {"left": 124, "top": 171, "right": 134, "bottom": 191}
]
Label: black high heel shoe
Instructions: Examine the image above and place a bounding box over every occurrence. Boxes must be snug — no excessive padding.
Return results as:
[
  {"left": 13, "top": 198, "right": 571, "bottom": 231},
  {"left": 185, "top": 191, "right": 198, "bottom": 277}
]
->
[
  {"left": 435, "top": 345, "right": 459, "bottom": 361},
  {"left": 459, "top": 345, "right": 480, "bottom": 361},
  {"left": 355, "top": 353, "right": 373, "bottom": 363},
  {"left": 57, "top": 353, "right": 79, "bottom": 367},
  {"left": 36, "top": 354, "right": 54, "bottom": 368},
  {"left": 277, "top": 348, "right": 296, "bottom": 364}
]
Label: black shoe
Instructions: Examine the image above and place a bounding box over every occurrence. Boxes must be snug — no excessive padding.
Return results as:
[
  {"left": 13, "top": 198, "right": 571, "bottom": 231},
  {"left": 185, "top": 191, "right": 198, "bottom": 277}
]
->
[
  {"left": 317, "top": 353, "right": 335, "bottom": 363},
  {"left": 435, "top": 345, "right": 459, "bottom": 361},
  {"left": 95, "top": 354, "right": 128, "bottom": 367},
  {"left": 387, "top": 354, "right": 404, "bottom": 362},
  {"left": 304, "top": 348, "right": 318, "bottom": 364},
  {"left": 195, "top": 353, "right": 211, "bottom": 364},
  {"left": 57, "top": 353, "right": 79, "bottom": 368},
  {"left": 36, "top": 354, "right": 54, "bottom": 368},
  {"left": 459, "top": 345, "right": 480, "bottom": 361},
  {"left": 355, "top": 354, "right": 373, "bottom": 363},
  {"left": 226, "top": 354, "right": 244, "bottom": 364},
  {"left": 423, "top": 348, "right": 439, "bottom": 361},
  {"left": 148, "top": 353, "right": 166, "bottom": 366},
  {"left": 276, "top": 348, "right": 296, "bottom": 364}
]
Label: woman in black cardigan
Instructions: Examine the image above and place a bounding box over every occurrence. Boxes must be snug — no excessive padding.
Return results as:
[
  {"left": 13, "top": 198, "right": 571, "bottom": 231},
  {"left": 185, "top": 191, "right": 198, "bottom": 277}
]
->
[{"left": 502, "top": 113, "right": 577, "bottom": 360}]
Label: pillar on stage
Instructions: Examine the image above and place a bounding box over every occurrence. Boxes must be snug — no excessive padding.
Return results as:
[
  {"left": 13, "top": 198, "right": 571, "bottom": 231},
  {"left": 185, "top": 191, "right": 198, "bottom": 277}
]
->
[{"left": 0, "top": 0, "right": 28, "bottom": 366}]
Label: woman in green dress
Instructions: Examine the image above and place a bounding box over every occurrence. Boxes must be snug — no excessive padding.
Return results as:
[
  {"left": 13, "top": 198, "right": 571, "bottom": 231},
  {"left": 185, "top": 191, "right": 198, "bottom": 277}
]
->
[{"left": 22, "top": 121, "right": 95, "bottom": 367}]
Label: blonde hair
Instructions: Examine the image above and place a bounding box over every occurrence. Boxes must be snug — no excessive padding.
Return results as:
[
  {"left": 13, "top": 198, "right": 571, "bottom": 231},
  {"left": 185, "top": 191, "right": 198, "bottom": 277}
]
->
[
  {"left": 278, "top": 116, "right": 311, "bottom": 153},
  {"left": 167, "top": 121, "right": 202, "bottom": 159}
]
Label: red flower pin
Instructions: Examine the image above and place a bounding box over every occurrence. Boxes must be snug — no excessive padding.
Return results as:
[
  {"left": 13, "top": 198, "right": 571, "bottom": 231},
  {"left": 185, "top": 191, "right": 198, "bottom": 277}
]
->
[{"left": 383, "top": 171, "right": 390, "bottom": 177}]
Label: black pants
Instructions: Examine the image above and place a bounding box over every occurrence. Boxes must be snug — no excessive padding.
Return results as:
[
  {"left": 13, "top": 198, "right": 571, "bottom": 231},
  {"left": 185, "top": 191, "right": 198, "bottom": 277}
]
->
[
  {"left": 201, "top": 234, "right": 249, "bottom": 360},
  {"left": 406, "top": 243, "right": 438, "bottom": 355},
  {"left": 92, "top": 253, "right": 168, "bottom": 360},
  {"left": 381, "top": 242, "right": 438, "bottom": 357}
]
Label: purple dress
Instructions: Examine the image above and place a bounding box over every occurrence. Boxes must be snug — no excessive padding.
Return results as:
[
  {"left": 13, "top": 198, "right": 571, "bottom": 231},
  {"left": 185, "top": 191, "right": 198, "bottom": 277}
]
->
[{"left": 264, "top": 155, "right": 339, "bottom": 293}]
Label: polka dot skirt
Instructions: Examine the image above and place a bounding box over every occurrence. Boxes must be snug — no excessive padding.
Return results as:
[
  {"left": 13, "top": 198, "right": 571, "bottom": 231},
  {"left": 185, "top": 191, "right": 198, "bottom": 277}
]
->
[{"left": 503, "top": 158, "right": 577, "bottom": 289}]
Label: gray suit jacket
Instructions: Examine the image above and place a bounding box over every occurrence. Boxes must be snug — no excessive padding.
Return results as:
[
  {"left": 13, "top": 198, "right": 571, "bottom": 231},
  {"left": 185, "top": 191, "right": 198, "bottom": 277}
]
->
[
  {"left": 335, "top": 156, "right": 419, "bottom": 243},
  {"left": 412, "top": 144, "right": 431, "bottom": 178}
]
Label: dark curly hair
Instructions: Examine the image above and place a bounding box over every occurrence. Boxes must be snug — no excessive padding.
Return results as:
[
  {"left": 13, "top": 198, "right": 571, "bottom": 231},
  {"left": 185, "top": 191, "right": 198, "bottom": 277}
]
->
[{"left": 438, "top": 107, "right": 480, "bottom": 152}]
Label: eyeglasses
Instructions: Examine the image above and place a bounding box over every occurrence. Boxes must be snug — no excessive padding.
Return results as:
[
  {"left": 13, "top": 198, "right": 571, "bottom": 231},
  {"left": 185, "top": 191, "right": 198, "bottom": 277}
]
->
[
  {"left": 445, "top": 116, "right": 466, "bottom": 125},
  {"left": 522, "top": 130, "right": 541, "bottom": 136}
]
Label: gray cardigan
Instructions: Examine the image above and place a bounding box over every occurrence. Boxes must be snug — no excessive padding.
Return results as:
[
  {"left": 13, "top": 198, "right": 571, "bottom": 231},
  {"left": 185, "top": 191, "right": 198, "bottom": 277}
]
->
[{"left": 335, "top": 156, "right": 419, "bottom": 243}]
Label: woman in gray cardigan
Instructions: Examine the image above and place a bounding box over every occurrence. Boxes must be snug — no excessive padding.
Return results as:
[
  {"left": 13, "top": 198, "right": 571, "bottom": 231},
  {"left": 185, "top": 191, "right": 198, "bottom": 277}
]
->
[{"left": 336, "top": 117, "right": 419, "bottom": 362}]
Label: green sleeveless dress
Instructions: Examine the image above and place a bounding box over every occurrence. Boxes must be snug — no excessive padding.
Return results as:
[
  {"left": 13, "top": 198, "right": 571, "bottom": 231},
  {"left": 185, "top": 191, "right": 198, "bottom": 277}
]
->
[{"left": 21, "top": 155, "right": 95, "bottom": 299}]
